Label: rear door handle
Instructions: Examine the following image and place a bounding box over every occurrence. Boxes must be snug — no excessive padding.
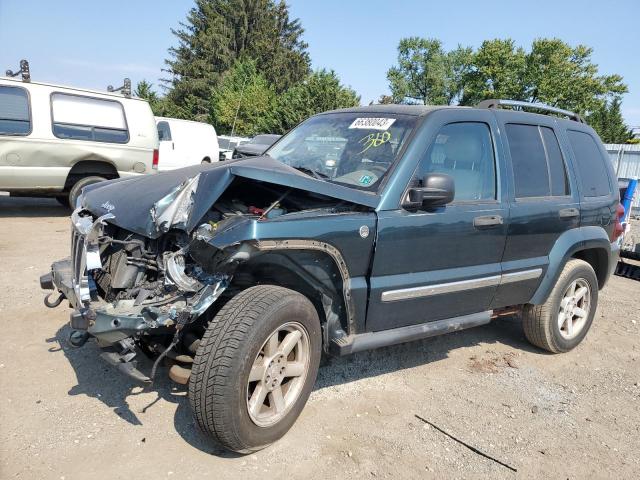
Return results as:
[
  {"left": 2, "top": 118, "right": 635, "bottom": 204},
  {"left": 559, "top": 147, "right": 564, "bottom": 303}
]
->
[
  {"left": 473, "top": 215, "right": 504, "bottom": 228},
  {"left": 559, "top": 208, "right": 579, "bottom": 219}
]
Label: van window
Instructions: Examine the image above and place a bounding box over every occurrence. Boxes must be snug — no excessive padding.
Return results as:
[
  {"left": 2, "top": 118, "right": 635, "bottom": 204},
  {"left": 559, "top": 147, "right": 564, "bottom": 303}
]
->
[
  {"left": 157, "top": 121, "right": 172, "bottom": 141},
  {"left": 51, "top": 93, "right": 128, "bottom": 143},
  {"left": 418, "top": 122, "right": 496, "bottom": 201},
  {"left": 540, "top": 127, "right": 570, "bottom": 196},
  {"left": 0, "top": 86, "right": 31, "bottom": 135},
  {"left": 567, "top": 130, "right": 611, "bottom": 197}
]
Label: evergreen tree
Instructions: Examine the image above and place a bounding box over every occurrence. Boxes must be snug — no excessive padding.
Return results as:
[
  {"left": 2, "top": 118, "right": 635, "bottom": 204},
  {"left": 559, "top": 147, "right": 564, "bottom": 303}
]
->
[
  {"left": 163, "top": 0, "right": 310, "bottom": 121},
  {"left": 587, "top": 98, "right": 632, "bottom": 144},
  {"left": 210, "top": 59, "right": 277, "bottom": 136},
  {"left": 271, "top": 69, "right": 360, "bottom": 133}
]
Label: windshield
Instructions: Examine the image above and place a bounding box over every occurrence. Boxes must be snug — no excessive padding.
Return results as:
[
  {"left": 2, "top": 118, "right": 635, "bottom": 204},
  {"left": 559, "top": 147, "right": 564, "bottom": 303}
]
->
[{"left": 267, "top": 112, "right": 417, "bottom": 190}]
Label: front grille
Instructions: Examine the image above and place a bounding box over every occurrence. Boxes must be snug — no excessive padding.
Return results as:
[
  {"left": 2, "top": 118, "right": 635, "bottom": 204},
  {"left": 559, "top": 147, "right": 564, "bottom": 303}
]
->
[
  {"left": 69, "top": 210, "right": 93, "bottom": 305},
  {"left": 71, "top": 224, "right": 85, "bottom": 287}
]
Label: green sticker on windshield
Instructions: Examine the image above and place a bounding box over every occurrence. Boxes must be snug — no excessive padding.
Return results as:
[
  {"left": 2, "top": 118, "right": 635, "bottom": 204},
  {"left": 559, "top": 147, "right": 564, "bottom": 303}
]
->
[{"left": 359, "top": 174, "right": 373, "bottom": 185}]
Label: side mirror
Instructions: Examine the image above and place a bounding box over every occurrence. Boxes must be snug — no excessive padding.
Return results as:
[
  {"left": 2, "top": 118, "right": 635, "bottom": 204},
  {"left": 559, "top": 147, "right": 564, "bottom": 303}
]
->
[{"left": 403, "top": 173, "right": 455, "bottom": 209}]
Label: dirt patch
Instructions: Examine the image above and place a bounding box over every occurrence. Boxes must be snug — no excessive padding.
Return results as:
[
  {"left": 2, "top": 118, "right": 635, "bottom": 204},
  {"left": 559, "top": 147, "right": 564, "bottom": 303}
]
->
[{"left": 468, "top": 351, "right": 520, "bottom": 373}]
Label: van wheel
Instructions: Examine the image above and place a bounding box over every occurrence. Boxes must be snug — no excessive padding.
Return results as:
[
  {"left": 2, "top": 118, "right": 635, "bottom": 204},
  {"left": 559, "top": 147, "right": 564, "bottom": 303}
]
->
[
  {"left": 68, "top": 176, "right": 107, "bottom": 209},
  {"left": 189, "top": 285, "right": 321, "bottom": 453},
  {"left": 522, "top": 259, "right": 598, "bottom": 353},
  {"left": 201, "top": 157, "right": 211, "bottom": 164}
]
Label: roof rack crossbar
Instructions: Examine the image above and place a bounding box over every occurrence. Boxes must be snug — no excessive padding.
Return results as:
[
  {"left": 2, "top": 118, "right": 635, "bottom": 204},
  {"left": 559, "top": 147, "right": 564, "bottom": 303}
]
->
[{"left": 477, "top": 99, "right": 584, "bottom": 123}]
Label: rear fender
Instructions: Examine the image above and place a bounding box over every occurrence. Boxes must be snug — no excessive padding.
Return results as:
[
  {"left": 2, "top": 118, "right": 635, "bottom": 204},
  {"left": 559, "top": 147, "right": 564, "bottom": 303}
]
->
[{"left": 530, "top": 226, "right": 613, "bottom": 305}]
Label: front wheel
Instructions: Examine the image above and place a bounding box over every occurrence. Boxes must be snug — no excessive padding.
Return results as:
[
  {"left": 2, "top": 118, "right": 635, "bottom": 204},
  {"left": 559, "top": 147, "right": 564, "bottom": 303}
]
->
[
  {"left": 522, "top": 259, "right": 598, "bottom": 353},
  {"left": 189, "top": 285, "right": 321, "bottom": 453}
]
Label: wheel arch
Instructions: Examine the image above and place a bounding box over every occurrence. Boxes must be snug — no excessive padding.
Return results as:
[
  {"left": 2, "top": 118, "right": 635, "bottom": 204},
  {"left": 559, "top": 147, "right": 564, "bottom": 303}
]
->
[
  {"left": 530, "top": 226, "right": 614, "bottom": 305},
  {"left": 64, "top": 160, "right": 119, "bottom": 190},
  {"left": 226, "top": 241, "right": 356, "bottom": 349}
]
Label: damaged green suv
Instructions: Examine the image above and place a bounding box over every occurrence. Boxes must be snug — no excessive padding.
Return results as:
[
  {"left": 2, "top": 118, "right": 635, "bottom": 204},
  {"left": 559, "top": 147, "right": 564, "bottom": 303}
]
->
[{"left": 42, "top": 101, "right": 622, "bottom": 452}]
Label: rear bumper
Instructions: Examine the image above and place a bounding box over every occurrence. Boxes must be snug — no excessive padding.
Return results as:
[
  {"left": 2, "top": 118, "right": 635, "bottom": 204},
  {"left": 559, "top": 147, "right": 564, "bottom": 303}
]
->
[{"left": 606, "top": 241, "right": 621, "bottom": 285}]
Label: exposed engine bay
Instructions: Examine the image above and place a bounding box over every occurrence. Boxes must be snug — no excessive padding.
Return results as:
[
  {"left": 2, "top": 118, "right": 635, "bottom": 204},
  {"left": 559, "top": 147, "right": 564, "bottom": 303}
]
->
[{"left": 44, "top": 176, "right": 364, "bottom": 383}]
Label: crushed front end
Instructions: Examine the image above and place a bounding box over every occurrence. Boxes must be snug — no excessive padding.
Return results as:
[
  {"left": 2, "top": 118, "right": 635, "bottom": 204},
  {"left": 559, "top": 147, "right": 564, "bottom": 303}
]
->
[{"left": 41, "top": 205, "right": 230, "bottom": 383}]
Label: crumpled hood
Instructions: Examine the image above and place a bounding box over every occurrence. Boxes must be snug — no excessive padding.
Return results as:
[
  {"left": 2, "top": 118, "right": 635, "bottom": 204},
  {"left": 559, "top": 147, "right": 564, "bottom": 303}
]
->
[{"left": 80, "top": 156, "right": 380, "bottom": 238}]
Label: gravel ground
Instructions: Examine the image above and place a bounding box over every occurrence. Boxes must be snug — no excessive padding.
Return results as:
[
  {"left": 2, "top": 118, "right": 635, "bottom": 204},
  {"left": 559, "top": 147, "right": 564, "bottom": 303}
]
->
[{"left": 1, "top": 196, "right": 639, "bottom": 480}]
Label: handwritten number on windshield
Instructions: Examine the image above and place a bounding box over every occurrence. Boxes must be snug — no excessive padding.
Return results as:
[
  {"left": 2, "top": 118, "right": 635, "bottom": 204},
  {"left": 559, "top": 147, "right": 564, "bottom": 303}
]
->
[{"left": 358, "top": 131, "right": 391, "bottom": 154}]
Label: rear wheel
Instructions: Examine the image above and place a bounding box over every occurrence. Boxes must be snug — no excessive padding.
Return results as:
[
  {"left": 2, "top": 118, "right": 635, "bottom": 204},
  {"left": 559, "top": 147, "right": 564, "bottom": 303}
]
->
[
  {"left": 522, "top": 259, "right": 598, "bottom": 353},
  {"left": 189, "top": 285, "right": 321, "bottom": 453},
  {"left": 68, "top": 175, "right": 107, "bottom": 209}
]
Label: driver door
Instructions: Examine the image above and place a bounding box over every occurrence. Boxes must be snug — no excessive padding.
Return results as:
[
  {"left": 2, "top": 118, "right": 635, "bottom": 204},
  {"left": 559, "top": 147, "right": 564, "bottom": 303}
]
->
[{"left": 366, "top": 113, "right": 508, "bottom": 332}]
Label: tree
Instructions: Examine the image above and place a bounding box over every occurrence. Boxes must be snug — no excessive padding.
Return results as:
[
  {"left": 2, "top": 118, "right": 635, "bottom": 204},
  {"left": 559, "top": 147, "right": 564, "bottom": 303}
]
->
[
  {"left": 387, "top": 37, "right": 447, "bottom": 105},
  {"left": 385, "top": 37, "right": 630, "bottom": 140},
  {"left": 524, "top": 38, "right": 627, "bottom": 114},
  {"left": 443, "top": 45, "right": 474, "bottom": 105},
  {"left": 587, "top": 98, "right": 632, "bottom": 143},
  {"left": 271, "top": 69, "right": 360, "bottom": 133},
  {"left": 210, "top": 59, "right": 276, "bottom": 136},
  {"left": 134, "top": 80, "right": 159, "bottom": 104},
  {"left": 387, "top": 38, "right": 473, "bottom": 105},
  {"left": 163, "top": 0, "right": 310, "bottom": 121},
  {"left": 461, "top": 39, "right": 528, "bottom": 105}
]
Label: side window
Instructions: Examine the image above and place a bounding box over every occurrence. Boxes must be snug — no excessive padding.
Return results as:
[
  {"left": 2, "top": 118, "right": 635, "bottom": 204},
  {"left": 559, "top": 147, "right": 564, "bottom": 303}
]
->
[
  {"left": 505, "top": 124, "right": 549, "bottom": 198},
  {"left": 567, "top": 130, "right": 611, "bottom": 197},
  {"left": 157, "top": 121, "right": 172, "bottom": 141},
  {"left": 418, "top": 122, "right": 496, "bottom": 201},
  {"left": 505, "top": 124, "right": 571, "bottom": 198},
  {"left": 51, "top": 93, "right": 128, "bottom": 143},
  {"left": 540, "top": 127, "right": 570, "bottom": 196},
  {"left": 0, "top": 86, "right": 31, "bottom": 135}
]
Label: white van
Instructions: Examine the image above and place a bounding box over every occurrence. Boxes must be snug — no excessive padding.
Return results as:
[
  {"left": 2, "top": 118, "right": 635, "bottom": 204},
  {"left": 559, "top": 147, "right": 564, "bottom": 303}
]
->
[
  {"left": 0, "top": 76, "right": 158, "bottom": 207},
  {"left": 155, "top": 117, "right": 219, "bottom": 170}
]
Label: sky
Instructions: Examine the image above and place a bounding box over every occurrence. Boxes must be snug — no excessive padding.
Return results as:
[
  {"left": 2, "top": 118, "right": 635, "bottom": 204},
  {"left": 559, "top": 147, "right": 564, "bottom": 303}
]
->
[{"left": 1, "top": 0, "right": 639, "bottom": 125}]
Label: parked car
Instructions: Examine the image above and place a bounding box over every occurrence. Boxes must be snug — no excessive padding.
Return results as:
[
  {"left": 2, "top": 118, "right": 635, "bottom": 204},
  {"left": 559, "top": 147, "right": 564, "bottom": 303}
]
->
[
  {"left": 0, "top": 76, "right": 158, "bottom": 208},
  {"left": 232, "top": 133, "right": 281, "bottom": 158},
  {"left": 156, "top": 117, "right": 219, "bottom": 170},
  {"left": 42, "top": 100, "right": 622, "bottom": 453},
  {"left": 218, "top": 134, "right": 250, "bottom": 161}
]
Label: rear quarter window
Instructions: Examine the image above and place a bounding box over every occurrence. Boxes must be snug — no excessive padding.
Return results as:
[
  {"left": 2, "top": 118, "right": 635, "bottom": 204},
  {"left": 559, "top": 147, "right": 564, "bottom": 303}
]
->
[
  {"left": 0, "top": 85, "right": 31, "bottom": 135},
  {"left": 567, "top": 130, "right": 611, "bottom": 197}
]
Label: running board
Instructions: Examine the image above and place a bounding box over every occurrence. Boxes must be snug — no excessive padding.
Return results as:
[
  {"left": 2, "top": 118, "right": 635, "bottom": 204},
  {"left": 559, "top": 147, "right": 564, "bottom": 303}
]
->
[{"left": 329, "top": 311, "right": 492, "bottom": 356}]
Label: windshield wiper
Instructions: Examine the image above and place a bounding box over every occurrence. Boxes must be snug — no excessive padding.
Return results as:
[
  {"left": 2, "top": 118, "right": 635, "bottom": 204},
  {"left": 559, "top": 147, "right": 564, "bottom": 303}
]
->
[{"left": 292, "top": 166, "right": 329, "bottom": 181}]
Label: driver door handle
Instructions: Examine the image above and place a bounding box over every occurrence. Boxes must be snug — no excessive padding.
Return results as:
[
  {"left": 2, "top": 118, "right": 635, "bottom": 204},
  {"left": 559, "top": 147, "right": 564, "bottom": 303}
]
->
[
  {"left": 559, "top": 207, "right": 579, "bottom": 219},
  {"left": 473, "top": 215, "right": 503, "bottom": 229}
]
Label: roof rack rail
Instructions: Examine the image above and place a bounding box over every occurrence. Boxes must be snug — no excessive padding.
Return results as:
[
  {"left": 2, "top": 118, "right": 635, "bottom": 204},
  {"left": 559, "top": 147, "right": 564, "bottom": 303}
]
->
[
  {"left": 107, "top": 78, "right": 132, "bottom": 98},
  {"left": 5, "top": 59, "right": 31, "bottom": 82},
  {"left": 477, "top": 99, "right": 584, "bottom": 123}
]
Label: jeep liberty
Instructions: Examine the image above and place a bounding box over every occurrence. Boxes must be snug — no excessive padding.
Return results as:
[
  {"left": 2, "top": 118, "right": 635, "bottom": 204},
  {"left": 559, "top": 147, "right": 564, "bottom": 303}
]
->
[{"left": 41, "top": 100, "right": 622, "bottom": 452}]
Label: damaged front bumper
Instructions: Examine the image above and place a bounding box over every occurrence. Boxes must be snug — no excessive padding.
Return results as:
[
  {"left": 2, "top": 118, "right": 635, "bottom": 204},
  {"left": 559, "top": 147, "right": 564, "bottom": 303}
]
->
[
  {"left": 42, "top": 257, "right": 227, "bottom": 344},
  {"left": 41, "top": 207, "right": 229, "bottom": 382}
]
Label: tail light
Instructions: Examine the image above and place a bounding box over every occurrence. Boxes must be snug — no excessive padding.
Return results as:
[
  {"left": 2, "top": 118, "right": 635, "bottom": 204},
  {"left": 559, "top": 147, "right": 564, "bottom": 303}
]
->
[
  {"left": 152, "top": 149, "right": 159, "bottom": 170},
  {"left": 611, "top": 203, "right": 625, "bottom": 242}
]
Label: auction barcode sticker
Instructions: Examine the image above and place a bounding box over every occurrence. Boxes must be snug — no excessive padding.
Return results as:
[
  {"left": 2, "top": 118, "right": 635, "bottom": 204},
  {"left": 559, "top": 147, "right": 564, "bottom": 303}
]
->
[{"left": 348, "top": 117, "right": 396, "bottom": 130}]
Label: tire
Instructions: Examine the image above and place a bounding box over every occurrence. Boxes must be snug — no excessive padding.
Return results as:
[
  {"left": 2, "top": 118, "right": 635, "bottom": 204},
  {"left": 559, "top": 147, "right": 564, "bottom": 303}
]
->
[
  {"left": 201, "top": 157, "right": 211, "bottom": 164},
  {"left": 189, "top": 285, "right": 321, "bottom": 453},
  {"left": 68, "top": 176, "right": 107, "bottom": 209},
  {"left": 523, "top": 259, "right": 598, "bottom": 353}
]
